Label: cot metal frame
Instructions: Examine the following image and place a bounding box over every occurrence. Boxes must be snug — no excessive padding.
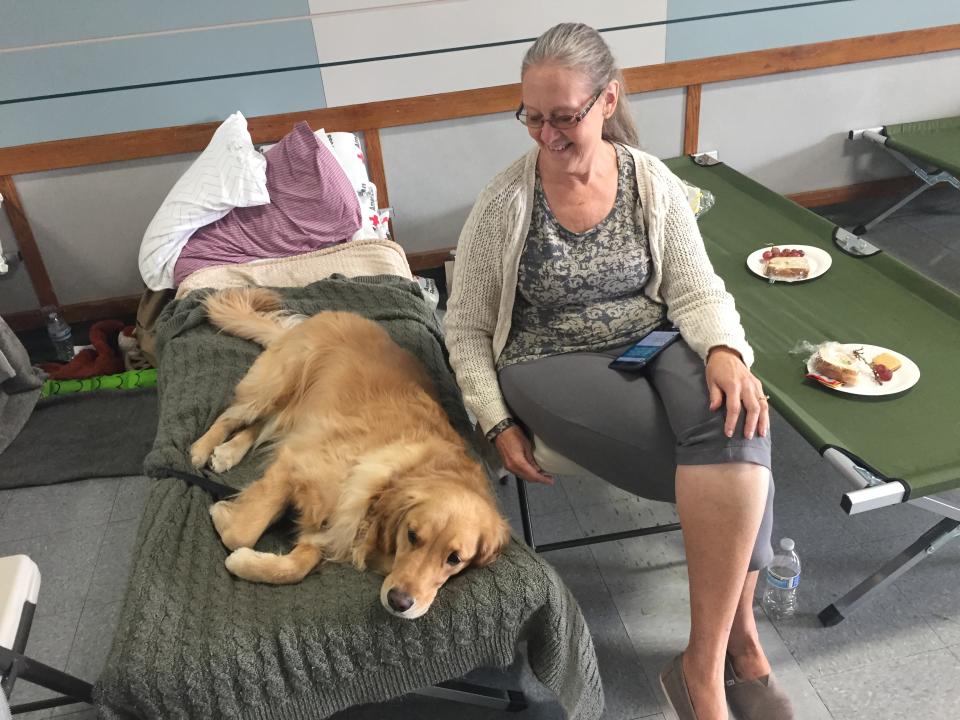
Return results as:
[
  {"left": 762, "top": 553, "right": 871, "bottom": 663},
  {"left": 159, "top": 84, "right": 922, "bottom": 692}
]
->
[
  {"left": 818, "top": 448, "right": 960, "bottom": 626},
  {"left": 848, "top": 127, "right": 960, "bottom": 236},
  {"left": 414, "top": 680, "right": 527, "bottom": 712},
  {"left": 504, "top": 448, "right": 960, "bottom": 628},
  {"left": 511, "top": 475, "right": 681, "bottom": 554}
]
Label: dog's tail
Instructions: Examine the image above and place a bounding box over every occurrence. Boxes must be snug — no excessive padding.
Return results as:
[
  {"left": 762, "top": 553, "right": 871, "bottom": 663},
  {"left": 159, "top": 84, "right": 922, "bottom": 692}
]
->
[{"left": 204, "top": 288, "right": 291, "bottom": 347}]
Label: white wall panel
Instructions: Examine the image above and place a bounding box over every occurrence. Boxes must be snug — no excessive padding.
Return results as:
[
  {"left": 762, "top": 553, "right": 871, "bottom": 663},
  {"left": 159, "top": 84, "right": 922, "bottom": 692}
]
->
[
  {"left": 628, "top": 88, "right": 686, "bottom": 160},
  {"left": 322, "top": 22, "right": 667, "bottom": 107},
  {"left": 13, "top": 156, "right": 195, "bottom": 305},
  {"left": 312, "top": 1, "right": 666, "bottom": 62},
  {"left": 309, "top": 0, "right": 428, "bottom": 15},
  {"left": 322, "top": 44, "right": 528, "bottom": 107},
  {"left": 699, "top": 50, "right": 960, "bottom": 194},
  {"left": 381, "top": 113, "right": 531, "bottom": 254},
  {"left": 315, "top": 1, "right": 666, "bottom": 106}
]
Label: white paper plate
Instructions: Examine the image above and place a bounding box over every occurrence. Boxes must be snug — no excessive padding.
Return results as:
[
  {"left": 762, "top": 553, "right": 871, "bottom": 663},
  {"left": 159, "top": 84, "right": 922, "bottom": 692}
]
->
[
  {"left": 805, "top": 343, "right": 920, "bottom": 396},
  {"left": 747, "top": 245, "right": 832, "bottom": 283}
]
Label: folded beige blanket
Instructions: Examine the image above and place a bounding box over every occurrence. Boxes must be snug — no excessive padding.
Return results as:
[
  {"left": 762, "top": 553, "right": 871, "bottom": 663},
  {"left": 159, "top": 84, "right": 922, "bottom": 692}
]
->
[{"left": 175, "top": 239, "right": 412, "bottom": 299}]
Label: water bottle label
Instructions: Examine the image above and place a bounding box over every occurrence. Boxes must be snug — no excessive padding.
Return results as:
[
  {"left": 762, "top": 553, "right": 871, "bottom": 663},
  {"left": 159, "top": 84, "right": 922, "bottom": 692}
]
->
[{"left": 766, "top": 567, "right": 800, "bottom": 590}]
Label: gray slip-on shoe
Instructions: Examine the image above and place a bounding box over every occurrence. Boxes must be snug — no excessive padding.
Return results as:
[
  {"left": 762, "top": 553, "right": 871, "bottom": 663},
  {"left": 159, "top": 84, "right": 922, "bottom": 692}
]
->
[
  {"left": 724, "top": 654, "right": 795, "bottom": 719},
  {"left": 659, "top": 653, "right": 699, "bottom": 720}
]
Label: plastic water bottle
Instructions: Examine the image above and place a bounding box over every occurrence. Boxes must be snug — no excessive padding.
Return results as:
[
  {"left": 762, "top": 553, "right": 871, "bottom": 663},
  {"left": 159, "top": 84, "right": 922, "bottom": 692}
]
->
[
  {"left": 762, "top": 538, "right": 801, "bottom": 620},
  {"left": 44, "top": 307, "right": 75, "bottom": 362}
]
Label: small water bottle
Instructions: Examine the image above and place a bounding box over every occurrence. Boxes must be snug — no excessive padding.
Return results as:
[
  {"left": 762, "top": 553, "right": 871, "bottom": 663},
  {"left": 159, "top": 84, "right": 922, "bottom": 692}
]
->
[
  {"left": 44, "top": 307, "right": 75, "bottom": 362},
  {"left": 762, "top": 537, "right": 801, "bottom": 620}
]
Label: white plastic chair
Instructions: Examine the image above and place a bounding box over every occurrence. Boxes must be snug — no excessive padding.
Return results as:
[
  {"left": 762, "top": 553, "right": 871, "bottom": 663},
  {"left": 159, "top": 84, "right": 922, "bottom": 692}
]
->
[{"left": 0, "top": 555, "right": 93, "bottom": 715}]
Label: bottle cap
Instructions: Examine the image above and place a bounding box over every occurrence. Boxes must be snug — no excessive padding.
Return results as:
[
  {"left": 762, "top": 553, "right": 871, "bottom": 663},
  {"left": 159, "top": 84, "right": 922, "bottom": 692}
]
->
[{"left": 780, "top": 538, "right": 795, "bottom": 552}]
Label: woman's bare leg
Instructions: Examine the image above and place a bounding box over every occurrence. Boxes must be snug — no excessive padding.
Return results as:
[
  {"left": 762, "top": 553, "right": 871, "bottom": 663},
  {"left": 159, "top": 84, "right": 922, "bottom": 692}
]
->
[
  {"left": 726, "top": 570, "right": 772, "bottom": 679},
  {"left": 675, "top": 462, "right": 768, "bottom": 720}
]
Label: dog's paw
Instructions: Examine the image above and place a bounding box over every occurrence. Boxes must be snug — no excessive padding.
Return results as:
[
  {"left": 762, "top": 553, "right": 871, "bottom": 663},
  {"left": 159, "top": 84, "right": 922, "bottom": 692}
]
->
[
  {"left": 210, "top": 502, "right": 260, "bottom": 551},
  {"left": 190, "top": 440, "right": 212, "bottom": 470},
  {"left": 210, "top": 442, "right": 243, "bottom": 474},
  {"left": 224, "top": 547, "right": 272, "bottom": 580},
  {"left": 209, "top": 500, "right": 235, "bottom": 541}
]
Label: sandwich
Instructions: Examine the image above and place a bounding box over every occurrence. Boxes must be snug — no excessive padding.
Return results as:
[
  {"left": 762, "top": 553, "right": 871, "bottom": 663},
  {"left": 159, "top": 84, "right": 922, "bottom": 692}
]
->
[
  {"left": 812, "top": 342, "right": 861, "bottom": 385},
  {"left": 764, "top": 256, "right": 810, "bottom": 280}
]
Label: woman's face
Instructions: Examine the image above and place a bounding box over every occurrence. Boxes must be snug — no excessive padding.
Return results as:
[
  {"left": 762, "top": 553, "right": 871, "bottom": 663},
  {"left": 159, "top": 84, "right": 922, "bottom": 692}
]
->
[{"left": 520, "top": 63, "right": 614, "bottom": 173}]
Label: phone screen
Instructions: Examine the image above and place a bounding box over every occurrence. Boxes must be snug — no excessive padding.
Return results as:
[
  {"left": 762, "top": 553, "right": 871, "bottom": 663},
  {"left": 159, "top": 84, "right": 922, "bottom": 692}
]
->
[{"left": 609, "top": 329, "right": 680, "bottom": 372}]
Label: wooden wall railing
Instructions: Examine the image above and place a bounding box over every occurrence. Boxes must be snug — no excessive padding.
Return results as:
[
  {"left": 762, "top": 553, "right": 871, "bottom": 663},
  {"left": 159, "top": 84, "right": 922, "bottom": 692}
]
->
[{"left": 2, "top": 23, "right": 959, "bottom": 330}]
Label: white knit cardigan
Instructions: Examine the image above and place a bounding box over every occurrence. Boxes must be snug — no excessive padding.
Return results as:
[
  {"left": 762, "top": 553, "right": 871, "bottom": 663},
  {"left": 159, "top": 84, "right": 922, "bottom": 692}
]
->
[{"left": 443, "top": 145, "right": 754, "bottom": 434}]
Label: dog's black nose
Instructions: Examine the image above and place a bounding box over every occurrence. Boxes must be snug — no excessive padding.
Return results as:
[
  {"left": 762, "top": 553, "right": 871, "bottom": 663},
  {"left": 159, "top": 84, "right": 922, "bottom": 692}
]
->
[{"left": 387, "top": 588, "right": 414, "bottom": 613}]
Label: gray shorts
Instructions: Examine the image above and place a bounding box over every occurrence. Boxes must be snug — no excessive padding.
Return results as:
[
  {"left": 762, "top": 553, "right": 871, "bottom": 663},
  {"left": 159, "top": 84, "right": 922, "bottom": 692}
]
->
[{"left": 499, "top": 338, "right": 774, "bottom": 570}]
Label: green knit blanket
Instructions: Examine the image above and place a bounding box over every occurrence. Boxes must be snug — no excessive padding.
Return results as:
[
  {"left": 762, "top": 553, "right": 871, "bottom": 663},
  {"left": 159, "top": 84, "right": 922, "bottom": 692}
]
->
[{"left": 95, "top": 276, "right": 603, "bottom": 720}]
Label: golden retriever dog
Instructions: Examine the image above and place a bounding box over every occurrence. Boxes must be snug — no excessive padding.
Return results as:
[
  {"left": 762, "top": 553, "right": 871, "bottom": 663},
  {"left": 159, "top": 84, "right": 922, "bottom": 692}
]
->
[{"left": 189, "top": 288, "right": 511, "bottom": 619}]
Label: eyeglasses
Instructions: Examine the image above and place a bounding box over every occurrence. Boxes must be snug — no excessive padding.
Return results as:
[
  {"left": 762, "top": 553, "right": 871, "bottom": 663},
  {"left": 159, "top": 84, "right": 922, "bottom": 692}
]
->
[{"left": 516, "top": 88, "right": 604, "bottom": 130}]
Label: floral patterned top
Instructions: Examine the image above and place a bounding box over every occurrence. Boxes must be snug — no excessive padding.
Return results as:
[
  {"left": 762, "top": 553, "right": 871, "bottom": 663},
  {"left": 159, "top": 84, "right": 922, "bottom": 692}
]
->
[{"left": 498, "top": 143, "right": 666, "bottom": 369}]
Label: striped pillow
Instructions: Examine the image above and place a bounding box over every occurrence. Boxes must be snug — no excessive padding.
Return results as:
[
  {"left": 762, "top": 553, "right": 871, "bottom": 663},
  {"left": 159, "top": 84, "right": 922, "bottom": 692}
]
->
[{"left": 173, "top": 122, "right": 362, "bottom": 286}]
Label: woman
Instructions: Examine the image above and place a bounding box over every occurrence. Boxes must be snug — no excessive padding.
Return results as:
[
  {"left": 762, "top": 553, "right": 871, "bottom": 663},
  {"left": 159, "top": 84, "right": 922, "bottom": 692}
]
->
[{"left": 443, "top": 23, "right": 795, "bottom": 720}]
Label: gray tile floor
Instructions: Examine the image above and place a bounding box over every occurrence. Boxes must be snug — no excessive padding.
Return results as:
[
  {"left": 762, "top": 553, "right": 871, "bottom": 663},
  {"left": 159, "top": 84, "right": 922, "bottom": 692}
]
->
[{"left": 2, "top": 187, "right": 959, "bottom": 719}]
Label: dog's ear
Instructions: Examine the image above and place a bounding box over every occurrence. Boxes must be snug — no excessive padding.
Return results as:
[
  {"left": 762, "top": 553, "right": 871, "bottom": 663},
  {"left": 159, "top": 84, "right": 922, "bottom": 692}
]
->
[
  {"left": 473, "top": 513, "right": 512, "bottom": 567},
  {"left": 348, "top": 444, "right": 429, "bottom": 568},
  {"left": 360, "top": 485, "right": 422, "bottom": 562}
]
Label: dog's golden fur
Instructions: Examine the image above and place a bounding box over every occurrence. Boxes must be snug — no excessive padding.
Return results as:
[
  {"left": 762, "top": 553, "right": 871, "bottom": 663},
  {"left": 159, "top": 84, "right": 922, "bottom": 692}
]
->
[{"left": 190, "top": 288, "right": 510, "bottom": 618}]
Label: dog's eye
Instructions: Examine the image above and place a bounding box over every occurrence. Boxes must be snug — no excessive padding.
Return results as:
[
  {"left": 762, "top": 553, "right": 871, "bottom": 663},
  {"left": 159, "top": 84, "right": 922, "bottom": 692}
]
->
[
  {"left": 407, "top": 529, "right": 418, "bottom": 545},
  {"left": 446, "top": 552, "right": 461, "bottom": 566}
]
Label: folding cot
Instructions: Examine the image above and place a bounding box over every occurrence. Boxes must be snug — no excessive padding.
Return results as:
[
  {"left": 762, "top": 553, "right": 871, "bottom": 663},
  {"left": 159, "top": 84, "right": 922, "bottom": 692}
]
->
[
  {"left": 668, "top": 155, "right": 960, "bottom": 625},
  {"left": 78, "top": 273, "right": 603, "bottom": 720},
  {"left": 519, "top": 154, "right": 960, "bottom": 627},
  {"left": 848, "top": 115, "right": 960, "bottom": 240}
]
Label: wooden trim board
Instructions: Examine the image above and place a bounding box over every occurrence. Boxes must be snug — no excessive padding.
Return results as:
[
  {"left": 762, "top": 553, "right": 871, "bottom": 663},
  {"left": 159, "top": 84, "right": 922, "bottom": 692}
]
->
[{"left": 0, "top": 175, "right": 58, "bottom": 309}]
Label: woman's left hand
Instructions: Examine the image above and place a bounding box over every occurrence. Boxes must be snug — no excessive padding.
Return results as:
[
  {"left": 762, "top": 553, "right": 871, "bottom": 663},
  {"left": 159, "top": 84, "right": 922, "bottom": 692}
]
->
[{"left": 705, "top": 346, "right": 768, "bottom": 439}]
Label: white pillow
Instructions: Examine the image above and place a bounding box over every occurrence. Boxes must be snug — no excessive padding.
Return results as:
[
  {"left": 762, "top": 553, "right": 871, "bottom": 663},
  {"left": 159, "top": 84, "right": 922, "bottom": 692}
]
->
[{"left": 138, "top": 111, "right": 270, "bottom": 290}]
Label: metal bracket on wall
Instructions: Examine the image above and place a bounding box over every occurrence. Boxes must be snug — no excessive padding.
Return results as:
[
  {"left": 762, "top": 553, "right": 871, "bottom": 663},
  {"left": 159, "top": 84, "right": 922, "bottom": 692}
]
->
[{"left": 692, "top": 151, "right": 720, "bottom": 166}]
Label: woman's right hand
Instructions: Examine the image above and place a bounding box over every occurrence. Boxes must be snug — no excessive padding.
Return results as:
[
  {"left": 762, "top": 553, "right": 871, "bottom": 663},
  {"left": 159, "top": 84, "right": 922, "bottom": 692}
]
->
[{"left": 494, "top": 425, "right": 554, "bottom": 485}]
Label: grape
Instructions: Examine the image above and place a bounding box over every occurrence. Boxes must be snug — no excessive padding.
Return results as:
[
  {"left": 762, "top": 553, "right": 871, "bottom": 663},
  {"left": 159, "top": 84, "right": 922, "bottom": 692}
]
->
[
  {"left": 762, "top": 250, "right": 773, "bottom": 260},
  {"left": 874, "top": 364, "right": 893, "bottom": 382},
  {"left": 771, "top": 247, "right": 781, "bottom": 257}
]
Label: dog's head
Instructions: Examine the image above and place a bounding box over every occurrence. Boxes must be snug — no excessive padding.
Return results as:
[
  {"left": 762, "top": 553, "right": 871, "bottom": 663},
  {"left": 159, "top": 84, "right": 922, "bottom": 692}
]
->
[{"left": 367, "top": 479, "right": 511, "bottom": 619}]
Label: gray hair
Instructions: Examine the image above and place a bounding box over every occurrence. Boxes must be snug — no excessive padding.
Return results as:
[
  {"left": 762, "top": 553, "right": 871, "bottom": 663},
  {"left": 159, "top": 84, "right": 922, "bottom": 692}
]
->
[{"left": 522, "top": 23, "right": 639, "bottom": 147}]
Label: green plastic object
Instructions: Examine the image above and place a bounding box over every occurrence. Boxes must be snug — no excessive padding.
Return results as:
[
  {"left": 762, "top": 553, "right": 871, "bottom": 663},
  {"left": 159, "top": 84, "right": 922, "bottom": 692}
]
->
[{"left": 42, "top": 368, "right": 157, "bottom": 397}]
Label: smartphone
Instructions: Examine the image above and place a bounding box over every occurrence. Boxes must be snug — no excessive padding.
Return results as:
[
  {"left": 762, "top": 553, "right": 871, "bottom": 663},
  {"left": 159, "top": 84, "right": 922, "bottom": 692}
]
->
[{"left": 608, "top": 326, "right": 681, "bottom": 372}]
